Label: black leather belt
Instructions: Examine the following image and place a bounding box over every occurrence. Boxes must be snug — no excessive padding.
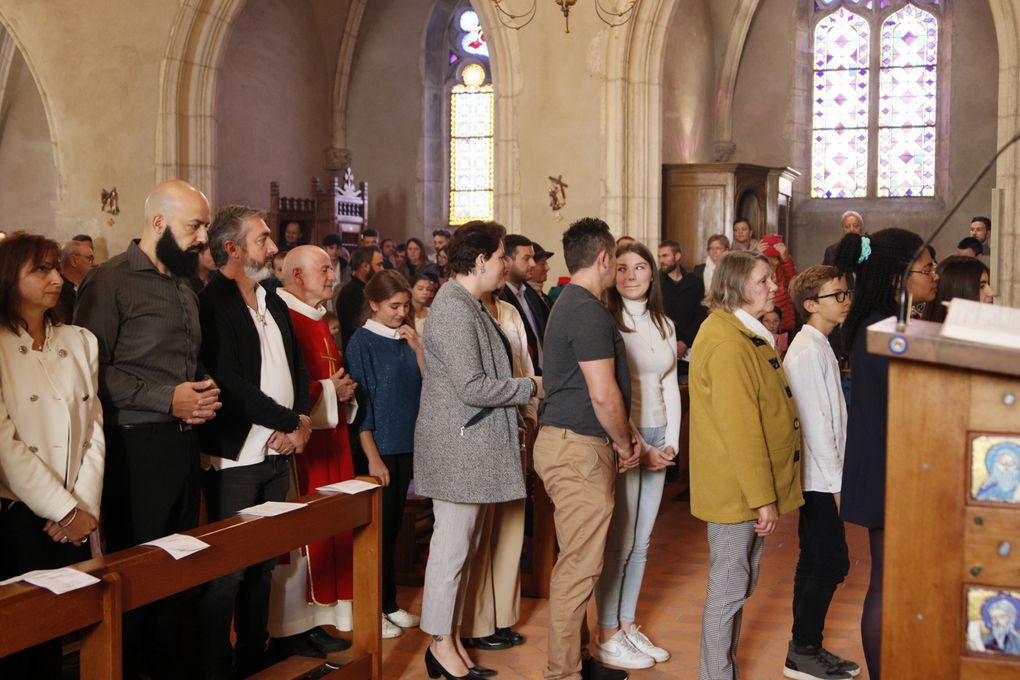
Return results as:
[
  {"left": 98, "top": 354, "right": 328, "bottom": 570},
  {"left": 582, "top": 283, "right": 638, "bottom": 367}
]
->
[{"left": 117, "top": 421, "right": 194, "bottom": 432}]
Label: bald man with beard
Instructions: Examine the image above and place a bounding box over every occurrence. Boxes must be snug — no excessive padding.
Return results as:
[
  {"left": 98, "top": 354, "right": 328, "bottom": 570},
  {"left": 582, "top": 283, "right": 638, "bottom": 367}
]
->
[{"left": 75, "top": 179, "right": 223, "bottom": 679}]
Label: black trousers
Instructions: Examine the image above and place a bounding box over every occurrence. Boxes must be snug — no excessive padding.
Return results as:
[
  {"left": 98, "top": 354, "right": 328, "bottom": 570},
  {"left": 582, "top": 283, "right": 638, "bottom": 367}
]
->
[
  {"left": 381, "top": 453, "right": 413, "bottom": 615},
  {"left": 199, "top": 456, "right": 291, "bottom": 679},
  {"left": 0, "top": 501, "right": 89, "bottom": 680},
  {"left": 102, "top": 424, "right": 202, "bottom": 680},
  {"left": 792, "top": 491, "right": 850, "bottom": 648}
]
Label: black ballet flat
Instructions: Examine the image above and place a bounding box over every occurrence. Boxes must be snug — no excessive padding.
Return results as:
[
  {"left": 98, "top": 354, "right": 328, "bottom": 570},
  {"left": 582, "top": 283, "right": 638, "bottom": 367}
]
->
[{"left": 425, "top": 647, "right": 472, "bottom": 680}]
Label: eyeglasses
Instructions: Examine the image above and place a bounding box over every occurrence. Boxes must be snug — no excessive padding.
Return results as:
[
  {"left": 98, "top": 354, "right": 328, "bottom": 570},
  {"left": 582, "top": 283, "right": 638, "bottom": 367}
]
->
[
  {"left": 812, "top": 289, "right": 853, "bottom": 303},
  {"left": 909, "top": 265, "right": 938, "bottom": 277}
]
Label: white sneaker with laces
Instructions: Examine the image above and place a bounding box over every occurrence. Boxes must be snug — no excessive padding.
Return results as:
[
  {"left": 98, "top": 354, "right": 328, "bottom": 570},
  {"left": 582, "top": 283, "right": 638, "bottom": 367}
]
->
[
  {"left": 386, "top": 608, "right": 421, "bottom": 628},
  {"left": 625, "top": 626, "right": 670, "bottom": 663},
  {"left": 596, "top": 630, "right": 655, "bottom": 669},
  {"left": 382, "top": 615, "right": 403, "bottom": 639}
]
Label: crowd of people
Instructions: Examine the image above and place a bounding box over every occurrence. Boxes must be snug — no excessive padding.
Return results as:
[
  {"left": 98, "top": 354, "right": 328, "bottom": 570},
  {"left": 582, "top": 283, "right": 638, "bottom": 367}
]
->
[{"left": 0, "top": 179, "right": 1002, "bottom": 680}]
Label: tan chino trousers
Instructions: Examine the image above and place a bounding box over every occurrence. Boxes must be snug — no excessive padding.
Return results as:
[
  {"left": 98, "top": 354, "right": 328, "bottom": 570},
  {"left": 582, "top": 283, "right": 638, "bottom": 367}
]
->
[
  {"left": 461, "top": 498, "right": 526, "bottom": 637},
  {"left": 533, "top": 426, "right": 617, "bottom": 680}
]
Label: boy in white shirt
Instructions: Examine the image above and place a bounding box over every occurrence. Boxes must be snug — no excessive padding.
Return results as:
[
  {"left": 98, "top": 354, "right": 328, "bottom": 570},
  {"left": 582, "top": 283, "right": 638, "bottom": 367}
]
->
[{"left": 782, "top": 266, "right": 860, "bottom": 680}]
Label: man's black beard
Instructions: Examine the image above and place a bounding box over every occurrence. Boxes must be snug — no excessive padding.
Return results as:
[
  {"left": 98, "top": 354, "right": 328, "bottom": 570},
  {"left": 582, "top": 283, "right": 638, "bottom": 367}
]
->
[{"left": 156, "top": 227, "right": 201, "bottom": 278}]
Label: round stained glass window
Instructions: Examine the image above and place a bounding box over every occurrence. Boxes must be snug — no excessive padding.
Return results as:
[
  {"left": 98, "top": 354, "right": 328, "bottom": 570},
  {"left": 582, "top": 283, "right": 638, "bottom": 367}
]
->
[{"left": 461, "top": 63, "right": 486, "bottom": 88}]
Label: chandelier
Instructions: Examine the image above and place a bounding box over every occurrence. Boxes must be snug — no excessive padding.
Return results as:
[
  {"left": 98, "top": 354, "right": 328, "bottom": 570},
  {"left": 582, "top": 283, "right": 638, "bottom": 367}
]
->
[{"left": 491, "top": 0, "right": 639, "bottom": 33}]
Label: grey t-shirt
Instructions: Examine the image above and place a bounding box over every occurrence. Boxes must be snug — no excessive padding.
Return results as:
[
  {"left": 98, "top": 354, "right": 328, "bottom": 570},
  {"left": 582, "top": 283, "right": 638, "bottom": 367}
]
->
[{"left": 540, "top": 283, "right": 631, "bottom": 437}]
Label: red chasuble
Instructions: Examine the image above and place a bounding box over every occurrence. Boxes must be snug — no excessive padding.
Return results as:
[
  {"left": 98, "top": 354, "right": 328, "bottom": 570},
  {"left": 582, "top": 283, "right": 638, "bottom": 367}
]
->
[{"left": 287, "top": 308, "right": 355, "bottom": 602}]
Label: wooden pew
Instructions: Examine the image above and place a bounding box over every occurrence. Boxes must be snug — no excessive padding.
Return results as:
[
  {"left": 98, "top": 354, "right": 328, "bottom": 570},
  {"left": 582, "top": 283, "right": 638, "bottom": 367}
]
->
[{"left": 0, "top": 478, "right": 382, "bottom": 679}]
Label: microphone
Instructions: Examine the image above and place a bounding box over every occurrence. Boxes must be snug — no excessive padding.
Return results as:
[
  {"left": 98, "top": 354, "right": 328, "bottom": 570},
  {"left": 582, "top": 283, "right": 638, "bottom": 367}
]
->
[{"left": 897, "top": 128, "right": 1020, "bottom": 330}]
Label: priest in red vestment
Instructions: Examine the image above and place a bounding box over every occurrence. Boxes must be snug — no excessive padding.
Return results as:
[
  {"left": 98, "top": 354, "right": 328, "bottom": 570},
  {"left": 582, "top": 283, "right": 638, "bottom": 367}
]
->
[{"left": 269, "top": 245, "right": 358, "bottom": 655}]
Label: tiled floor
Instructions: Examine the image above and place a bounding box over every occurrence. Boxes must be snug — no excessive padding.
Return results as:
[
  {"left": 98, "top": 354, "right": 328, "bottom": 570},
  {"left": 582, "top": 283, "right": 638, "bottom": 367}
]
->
[{"left": 377, "top": 492, "right": 871, "bottom": 679}]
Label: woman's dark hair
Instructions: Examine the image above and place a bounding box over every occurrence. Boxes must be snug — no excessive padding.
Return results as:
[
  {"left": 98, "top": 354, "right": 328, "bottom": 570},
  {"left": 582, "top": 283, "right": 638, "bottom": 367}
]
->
[
  {"left": 605, "top": 242, "right": 671, "bottom": 340},
  {"left": 447, "top": 221, "right": 507, "bottom": 275},
  {"left": 0, "top": 232, "right": 64, "bottom": 333},
  {"left": 922, "top": 255, "right": 989, "bottom": 323},
  {"left": 835, "top": 228, "right": 923, "bottom": 352},
  {"left": 405, "top": 237, "right": 426, "bottom": 264},
  {"left": 361, "top": 269, "right": 412, "bottom": 324},
  {"left": 410, "top": 272, "right": 438, "bottom": 288}
]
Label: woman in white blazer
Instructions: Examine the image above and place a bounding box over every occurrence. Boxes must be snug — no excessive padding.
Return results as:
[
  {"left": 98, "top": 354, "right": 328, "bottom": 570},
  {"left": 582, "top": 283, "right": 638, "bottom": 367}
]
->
[{"left": 0, "top": 233, "right": 104, "bottom": 680}]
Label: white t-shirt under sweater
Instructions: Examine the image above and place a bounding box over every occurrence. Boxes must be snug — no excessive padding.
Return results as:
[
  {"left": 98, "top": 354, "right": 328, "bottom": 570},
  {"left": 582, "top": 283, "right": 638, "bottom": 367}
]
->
[
  {"left": 782, "top": 323, "right": 846, "bottom": 493},
  {"left": 620, "top": 297, "right": 682, "bottom": 452}
]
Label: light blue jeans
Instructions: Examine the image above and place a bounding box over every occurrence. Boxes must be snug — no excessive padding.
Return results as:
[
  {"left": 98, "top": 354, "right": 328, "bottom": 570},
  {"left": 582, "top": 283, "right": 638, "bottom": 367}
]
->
[{"left": 595, "top": 425, "right": 667, "bottom": 628}]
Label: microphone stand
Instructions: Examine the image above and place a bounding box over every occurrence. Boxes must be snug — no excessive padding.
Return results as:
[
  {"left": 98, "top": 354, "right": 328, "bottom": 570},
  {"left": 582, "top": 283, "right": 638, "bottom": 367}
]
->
[{"left": 896, "top": 128, "right": 1020, "bottom": 331}]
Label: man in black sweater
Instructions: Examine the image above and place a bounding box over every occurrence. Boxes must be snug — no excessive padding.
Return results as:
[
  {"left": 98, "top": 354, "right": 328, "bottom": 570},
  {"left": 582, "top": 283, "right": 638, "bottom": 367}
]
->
[
  {"left": 334, "top": 245, "right": 384, "bottom": 349},
  {"left": 198, "top": 204, "right": 311, "bottom": 679},
  {"left": 657, "top": 240, "right": 706, "bottom": 378}
]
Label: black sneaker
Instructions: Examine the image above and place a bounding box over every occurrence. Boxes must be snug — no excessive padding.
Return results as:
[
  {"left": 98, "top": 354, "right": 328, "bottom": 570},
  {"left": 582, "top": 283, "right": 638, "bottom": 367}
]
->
[
  {"left": 581, "top": 657, "right": 628, "bottom": 680},
  {"left": 817, "top": 647, "right": 860, "bottom": 677},
  {"left": 783, "top": 642, "right": 852, "bottom": 680}
]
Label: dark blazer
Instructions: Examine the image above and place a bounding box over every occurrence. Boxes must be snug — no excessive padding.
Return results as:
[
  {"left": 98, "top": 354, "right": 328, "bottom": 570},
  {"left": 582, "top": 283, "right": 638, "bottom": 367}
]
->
[
  {"left": 58, "top": 277, "right": 76, "bottom": 324},
  {"left": 660, "top": 269, "right": 706, "bottom": 347},
  {"left": 840, "top": 310, "right": 890, "bottom": 529},
  {"left": 499, "top": 282, "right": 548, "bottom": 375},
  {"left": 198, "top": 271, "right": 310, "bottom": 460}
]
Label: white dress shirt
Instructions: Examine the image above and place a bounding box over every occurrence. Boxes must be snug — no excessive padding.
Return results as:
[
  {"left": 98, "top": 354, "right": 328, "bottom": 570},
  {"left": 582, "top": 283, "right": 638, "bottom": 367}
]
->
[
  {"left": 783, "top": 323, "right": 847, "bottom": 493},
  {"left": 209, "top": 286, "right": 294, "bottom": 470},
  {"left": 493, "top": 299, "right": 539, "bottom": 424}
]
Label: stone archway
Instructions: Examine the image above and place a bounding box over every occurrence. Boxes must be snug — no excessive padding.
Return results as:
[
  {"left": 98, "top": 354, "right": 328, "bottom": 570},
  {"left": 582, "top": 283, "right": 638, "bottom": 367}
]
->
[
  {"left": 0, "top": 14, "right": 63, "bottom": 198},
  {"left": 155, "top": 0, "right": 246, "bottom": 202}
]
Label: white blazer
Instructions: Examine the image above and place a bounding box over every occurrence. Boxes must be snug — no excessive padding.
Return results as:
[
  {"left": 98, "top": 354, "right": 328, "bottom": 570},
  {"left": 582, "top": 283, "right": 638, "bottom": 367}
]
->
[{"left": 0, "top": 323, "right": 105, "bottom": 522}]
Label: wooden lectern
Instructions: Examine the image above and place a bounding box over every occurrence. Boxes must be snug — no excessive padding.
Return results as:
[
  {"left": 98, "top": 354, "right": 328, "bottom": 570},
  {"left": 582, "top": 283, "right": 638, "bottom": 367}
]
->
[{"left": 868, "top": 317, "right": 1020, "bottom": 679}]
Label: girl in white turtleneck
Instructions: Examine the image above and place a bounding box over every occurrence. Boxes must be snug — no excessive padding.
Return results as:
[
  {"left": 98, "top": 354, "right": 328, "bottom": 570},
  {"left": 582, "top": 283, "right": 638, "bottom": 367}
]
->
[{"left": 593, "top": 242, "right": 682, "bottom": 670}]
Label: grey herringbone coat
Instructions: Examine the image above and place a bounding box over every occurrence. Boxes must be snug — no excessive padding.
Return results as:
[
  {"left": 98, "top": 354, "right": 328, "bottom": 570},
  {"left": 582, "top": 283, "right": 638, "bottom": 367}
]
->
[{"left": 413, "top": 279, "right": 534, "bottom": 503}]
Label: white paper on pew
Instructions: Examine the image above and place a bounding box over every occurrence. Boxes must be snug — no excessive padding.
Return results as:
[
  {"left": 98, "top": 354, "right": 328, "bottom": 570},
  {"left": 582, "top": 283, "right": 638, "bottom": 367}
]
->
[
  {"left": 316, "top": 479, "right": 380, "bottom": 495},
  {"left": 0, "top": 567, "right": 100, "bottom": 594},
  {"left": 237, "top": 501, "right": 308, "bottom": 517},
  {"left": 141, "top": 533, "right": 211, "bottom": 560}
]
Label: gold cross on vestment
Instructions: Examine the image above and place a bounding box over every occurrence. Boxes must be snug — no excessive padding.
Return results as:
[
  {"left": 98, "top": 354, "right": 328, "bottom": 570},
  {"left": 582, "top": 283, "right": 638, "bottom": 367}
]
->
[{"left": 321, "top": 337, "right": 338, "bottom": 375}]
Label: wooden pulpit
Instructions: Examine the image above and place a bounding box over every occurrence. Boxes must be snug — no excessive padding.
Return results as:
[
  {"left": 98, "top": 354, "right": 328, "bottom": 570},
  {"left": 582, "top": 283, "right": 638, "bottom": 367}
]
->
[{"left": 868, "top": 317, "right": 1020, "bottom": 679}]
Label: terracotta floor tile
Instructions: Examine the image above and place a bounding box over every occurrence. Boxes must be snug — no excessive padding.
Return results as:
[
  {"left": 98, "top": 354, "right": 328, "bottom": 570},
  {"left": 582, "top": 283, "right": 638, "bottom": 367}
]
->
[{"left": 381, "top": 494, "right": 870, "bottom": 679}]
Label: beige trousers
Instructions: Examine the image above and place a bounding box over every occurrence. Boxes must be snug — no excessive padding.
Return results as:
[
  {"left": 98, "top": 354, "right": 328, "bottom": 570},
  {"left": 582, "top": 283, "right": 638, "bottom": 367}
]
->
[
  {"left": 461, "top": 498, "right": 526, "bottom": 637},
  {"left": 533, "top": 426, "right": 617, "bottom": 680}
]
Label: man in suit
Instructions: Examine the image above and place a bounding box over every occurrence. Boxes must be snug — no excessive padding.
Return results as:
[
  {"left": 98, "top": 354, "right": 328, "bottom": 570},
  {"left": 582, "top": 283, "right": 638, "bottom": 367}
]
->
[
  {"left": 499, "top": 234, "right": 548, "bottom": 375},
  {"left": 823, "top": 211, "right": 863, "bottom": 266},
  {"left": 58, "top": 236, "right": 96, "bottom": 321},
  {"left": 197, "top": 204, "right": 312, "bottom": 679}
]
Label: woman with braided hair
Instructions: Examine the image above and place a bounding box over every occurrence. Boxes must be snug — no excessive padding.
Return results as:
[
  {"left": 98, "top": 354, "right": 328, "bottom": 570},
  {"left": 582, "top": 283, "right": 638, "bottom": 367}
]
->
[{"left": 833, "top": 228, "right": 937, "bottom": 680}]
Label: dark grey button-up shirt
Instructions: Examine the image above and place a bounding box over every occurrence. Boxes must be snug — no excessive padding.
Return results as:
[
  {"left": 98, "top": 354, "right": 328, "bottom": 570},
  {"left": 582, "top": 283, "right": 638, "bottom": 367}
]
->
[{"left": 74, "top": 240, "right": 205, "bottom": 425}]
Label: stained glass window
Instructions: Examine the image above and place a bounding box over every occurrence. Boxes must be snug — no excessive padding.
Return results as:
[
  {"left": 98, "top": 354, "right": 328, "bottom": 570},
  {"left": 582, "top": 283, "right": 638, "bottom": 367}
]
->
[
  {"left": 811, "top": 8, "right": 870, "bottom": 198},
  {"left": 811, "top": 1, "right": 940, "bottom": 199},
  {"left": 878, "top": 4, "right": 937, "bottom": 196},
  {"left": 449, "top": 63, "right": 494, "bottom": 225}
]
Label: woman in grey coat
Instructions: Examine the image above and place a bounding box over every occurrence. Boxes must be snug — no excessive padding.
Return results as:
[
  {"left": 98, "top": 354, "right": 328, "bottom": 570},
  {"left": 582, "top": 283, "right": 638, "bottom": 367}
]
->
[{"left": 415, "top": 221, "right": 542, "bottom": 680}]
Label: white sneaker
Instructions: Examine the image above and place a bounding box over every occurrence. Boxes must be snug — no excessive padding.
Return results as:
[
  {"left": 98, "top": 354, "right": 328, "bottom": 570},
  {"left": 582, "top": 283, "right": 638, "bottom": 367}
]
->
[
  {"left": 386, "top": 608, "right": 421, "bottom": 628},
  {"left": 625, "top": 626, "right": 670, "bottom": 663},
  {"left": 382, "top": 615, "right": 403, "bottom": 639},
  {"left": 596, "top": 630, "right": 655, "bottom": 669}
]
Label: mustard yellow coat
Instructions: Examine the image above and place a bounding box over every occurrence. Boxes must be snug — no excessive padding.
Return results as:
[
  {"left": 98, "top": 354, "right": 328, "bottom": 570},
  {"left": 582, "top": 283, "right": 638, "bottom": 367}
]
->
[{"left": 689, "top": 309, "right": 804, "bottom": 524}]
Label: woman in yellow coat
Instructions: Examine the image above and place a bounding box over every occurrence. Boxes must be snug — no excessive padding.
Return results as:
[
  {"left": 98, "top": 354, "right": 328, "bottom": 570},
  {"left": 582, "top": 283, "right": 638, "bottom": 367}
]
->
[{"left": 689, "top": 249, "right": 803, "bottom": 680}]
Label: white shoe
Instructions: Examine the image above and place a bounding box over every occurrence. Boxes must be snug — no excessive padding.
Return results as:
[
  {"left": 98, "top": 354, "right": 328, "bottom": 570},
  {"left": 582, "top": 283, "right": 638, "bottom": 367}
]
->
[
  {"left": 596, "top": 630, "right": 655, "bottom": 669},
  {"left": 386, "top": 608, "right": 421, "bottom": 628},
  {"left": 382, "top": 615, "right": 403, "bottom": 639},
  {"left": 625, "top": 626, "right": 670, "bottom": 663}
]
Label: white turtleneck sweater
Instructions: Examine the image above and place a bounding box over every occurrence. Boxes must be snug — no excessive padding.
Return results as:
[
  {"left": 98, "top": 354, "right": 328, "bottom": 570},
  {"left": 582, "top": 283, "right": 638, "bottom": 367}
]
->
[{"left": 620, "top": 297, "right": 682, "bottom": 452}]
